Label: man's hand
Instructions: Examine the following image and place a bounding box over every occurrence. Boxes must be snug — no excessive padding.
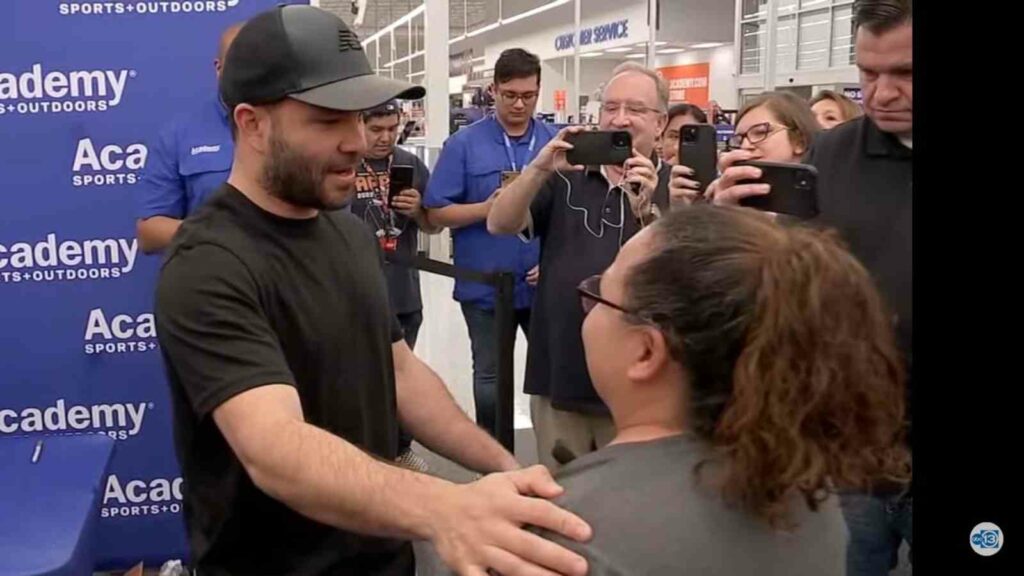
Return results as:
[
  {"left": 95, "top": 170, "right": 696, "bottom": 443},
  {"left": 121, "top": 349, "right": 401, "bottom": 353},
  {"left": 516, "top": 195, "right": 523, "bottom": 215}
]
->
[
  {"left": 391, "top": 188, "right": 424, "bottom": 217},
  {"left": 429, "top": 465, "right": 591, "bottom": 576},
  {"left": 526, "top": 266, "right": 540, "bottom": 287},
  {"left": 706, "top": 149, "right": 771, "bottom": 206},
  {"left": 622, "top": 148, "right": 658, "bottom": 218},
  {"left": 530, "top": 126, "right": 588, "bottom": 174}
]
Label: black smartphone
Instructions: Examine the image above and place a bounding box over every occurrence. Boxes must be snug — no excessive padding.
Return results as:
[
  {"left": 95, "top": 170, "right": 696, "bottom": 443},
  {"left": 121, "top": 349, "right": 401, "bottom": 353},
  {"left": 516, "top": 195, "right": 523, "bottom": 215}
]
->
[
  {"left": 678, "top": 124, "right": 718, "bottom": 193},
  {"left": 388, "top": 165, "right": 415, "bottom": 206},
  {"left": 735, "top": 160, "right": 819, "bottom": 219},
  {"left": 565, "top": 130, "right": 632, "bottom": 167}
]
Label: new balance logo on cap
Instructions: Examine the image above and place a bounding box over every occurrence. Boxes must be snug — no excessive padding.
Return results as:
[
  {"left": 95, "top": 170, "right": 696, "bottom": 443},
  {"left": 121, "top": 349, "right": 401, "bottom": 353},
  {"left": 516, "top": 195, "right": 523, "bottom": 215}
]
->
[{"left": 338, "top": 29, "right": 363, "bottom": 53}]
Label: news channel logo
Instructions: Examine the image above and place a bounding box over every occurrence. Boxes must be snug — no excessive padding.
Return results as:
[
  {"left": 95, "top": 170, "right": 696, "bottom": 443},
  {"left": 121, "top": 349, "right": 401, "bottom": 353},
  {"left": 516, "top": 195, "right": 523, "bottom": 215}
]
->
[{"left": 970, "top": 522, "right": 1004, "bottom": 557}]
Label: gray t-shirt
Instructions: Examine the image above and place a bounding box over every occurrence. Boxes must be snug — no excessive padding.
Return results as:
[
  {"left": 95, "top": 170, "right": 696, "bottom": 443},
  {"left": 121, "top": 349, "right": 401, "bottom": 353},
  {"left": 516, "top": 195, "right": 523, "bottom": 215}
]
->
[{"left": 541, "top": 434, "right": 848, "bottom": 576}]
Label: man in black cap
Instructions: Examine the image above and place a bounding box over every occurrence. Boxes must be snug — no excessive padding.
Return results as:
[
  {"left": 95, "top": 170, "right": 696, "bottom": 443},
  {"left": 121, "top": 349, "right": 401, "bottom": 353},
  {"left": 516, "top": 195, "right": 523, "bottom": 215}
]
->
[
  {"left": 352, "top": 99, "right": 441, "bottom": 472},
  {"left": 155, "top": 6, "right": 591, "bottom": 576}
]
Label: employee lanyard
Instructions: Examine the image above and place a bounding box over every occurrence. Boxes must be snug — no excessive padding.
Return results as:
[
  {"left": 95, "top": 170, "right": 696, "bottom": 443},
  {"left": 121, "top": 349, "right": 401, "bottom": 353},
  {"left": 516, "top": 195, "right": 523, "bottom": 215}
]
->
[
  {"left": 501, "top": 121, "right": 537, "bottom": 172},
  {"left": 360, "top": 154, "right": 393, "bottom": 212}
]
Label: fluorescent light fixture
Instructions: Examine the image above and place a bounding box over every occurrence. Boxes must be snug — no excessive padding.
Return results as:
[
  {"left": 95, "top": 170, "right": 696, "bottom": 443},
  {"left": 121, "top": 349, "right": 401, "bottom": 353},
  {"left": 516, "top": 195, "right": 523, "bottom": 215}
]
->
[
  {"left": 636, "top": 41, "right": 667, "bottom": 47},
  {"left": 691, "top": 42, "right": 725, "bottom": 49},
  {"left": 383, "top": 50, "right": 426, "bottom": 68},
  {"left": 503, "top": 0, "right": 571, "bottom": 25},
  {"left": 580, "top": 52, "right": 605, "bottom": 58},
  {"left": 605, "top": 47, "right": 633, "bottom": 53},
  {"left": 625, "top": 53, "right": 647, "bottom": 59},
  {"left": 470, "top": 56, "right": 486, "bottom": 63},
  {"left": 362, "top": 4, "right": 426, "bottom": 46},
  {"left": 450, "top": 0, "right": 571, "bottom": 45},
  {"left": 658, "top": 48, "right": 686, "bottom": 54},
  {"left": 468, "top": 21, "right": 501, "bottom": 37}
]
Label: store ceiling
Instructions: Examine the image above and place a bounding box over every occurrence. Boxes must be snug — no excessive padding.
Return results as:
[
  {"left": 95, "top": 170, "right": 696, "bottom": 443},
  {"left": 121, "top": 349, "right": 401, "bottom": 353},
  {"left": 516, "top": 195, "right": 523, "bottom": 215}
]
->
[{"left": 317, "top": 0, "right": 498, "bottom": 39}]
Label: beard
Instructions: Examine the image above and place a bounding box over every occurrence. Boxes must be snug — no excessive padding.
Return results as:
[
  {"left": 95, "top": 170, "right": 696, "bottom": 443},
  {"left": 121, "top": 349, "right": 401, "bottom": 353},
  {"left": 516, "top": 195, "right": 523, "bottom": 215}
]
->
[{"left": 261, "top": 128, "right": 355, "bottom": 211}]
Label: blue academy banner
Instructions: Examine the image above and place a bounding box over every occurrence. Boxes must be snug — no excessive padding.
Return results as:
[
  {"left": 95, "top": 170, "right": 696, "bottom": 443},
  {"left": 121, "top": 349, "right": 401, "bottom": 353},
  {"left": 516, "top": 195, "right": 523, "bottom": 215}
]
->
[{"left": 1, "top": 0, "right": 306, "bottom": 568}]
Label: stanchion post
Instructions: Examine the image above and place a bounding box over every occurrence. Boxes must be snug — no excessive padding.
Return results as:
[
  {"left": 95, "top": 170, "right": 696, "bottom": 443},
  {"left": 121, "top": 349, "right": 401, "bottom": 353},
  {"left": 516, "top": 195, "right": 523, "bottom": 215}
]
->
[{"left": 494, "top": 272, "right": 516, "bottom": 452}]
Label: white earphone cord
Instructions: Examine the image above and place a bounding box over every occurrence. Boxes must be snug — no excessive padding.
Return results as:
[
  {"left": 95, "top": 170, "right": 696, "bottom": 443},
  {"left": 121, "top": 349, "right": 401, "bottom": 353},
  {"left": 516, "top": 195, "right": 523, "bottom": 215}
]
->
[{"left": 556, "top": 167, "right": 628, "bottom": 248}]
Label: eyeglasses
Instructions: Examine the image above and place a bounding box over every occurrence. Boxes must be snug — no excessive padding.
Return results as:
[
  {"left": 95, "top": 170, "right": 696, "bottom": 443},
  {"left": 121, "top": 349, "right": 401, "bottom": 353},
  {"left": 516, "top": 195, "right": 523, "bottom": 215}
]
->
[
  {"left": 577, "top": 274, "right": 631, "bottom": 316},
  {"left": 601, "top": 101, "right": 663, "bottom": 118},
  {"left": 499, "top": 91, "right": 538, "bottom": 105},
  {"left": 727, "top": 122, "right": 789, "bottom": 149}
]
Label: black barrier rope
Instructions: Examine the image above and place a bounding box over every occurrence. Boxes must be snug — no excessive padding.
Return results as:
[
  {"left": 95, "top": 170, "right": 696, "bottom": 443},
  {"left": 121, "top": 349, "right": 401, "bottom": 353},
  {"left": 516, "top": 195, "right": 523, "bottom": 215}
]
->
[{"left": 385, "top": 251, "right": 518, "bottom": 453}]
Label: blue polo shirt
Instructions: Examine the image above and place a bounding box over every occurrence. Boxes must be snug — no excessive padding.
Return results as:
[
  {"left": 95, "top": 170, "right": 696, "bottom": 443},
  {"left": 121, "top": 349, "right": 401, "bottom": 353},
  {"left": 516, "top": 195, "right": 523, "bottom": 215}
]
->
[
  {"left": 425, "top": 116, "right": 555, "bottom": 310},
  {"left": 137, "top": 96, "right": 233, "bottom": 220}
]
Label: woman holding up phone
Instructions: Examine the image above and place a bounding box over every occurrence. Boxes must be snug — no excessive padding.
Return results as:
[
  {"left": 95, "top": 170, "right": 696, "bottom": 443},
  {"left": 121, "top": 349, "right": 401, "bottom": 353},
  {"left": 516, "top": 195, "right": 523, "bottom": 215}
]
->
[{"left": 669, "top": 92, "right": 818, "bottom": 207}]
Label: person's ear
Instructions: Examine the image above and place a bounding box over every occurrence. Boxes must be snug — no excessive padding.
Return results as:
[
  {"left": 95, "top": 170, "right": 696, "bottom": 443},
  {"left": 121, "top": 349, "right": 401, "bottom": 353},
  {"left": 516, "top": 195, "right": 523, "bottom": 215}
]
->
[
  {"left": 625, "top": 326, "right": 672, "bottom": 383},
  {"left": 234, "top": 104, "right": 271, "bottom": 154}
]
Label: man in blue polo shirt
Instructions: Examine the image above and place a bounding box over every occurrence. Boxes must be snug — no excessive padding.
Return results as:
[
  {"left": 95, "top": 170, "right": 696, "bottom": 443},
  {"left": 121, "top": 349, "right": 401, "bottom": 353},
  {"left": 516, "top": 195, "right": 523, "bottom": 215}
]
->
[
  {"left": 424, "top": 48, "right": 554, "bottom": 437},
  {"left": 135, "top": 22, "right": 242, "bottom": 253}
]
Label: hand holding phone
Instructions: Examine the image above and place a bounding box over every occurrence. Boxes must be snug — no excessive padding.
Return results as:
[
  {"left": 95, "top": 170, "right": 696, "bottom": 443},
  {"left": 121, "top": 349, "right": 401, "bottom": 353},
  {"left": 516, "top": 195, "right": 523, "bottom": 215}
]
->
[
  {"left": 565, "top": 130, "right": 633, "bottom": 167},
  {"left": 677, "top": 124, "right": 718, "bottom": 193},
  {"left": 388, "top": 165, "right": 415, "bottom": 207},
  {"left": 734, "top": 160, "right": 819, "bottom": 219}
]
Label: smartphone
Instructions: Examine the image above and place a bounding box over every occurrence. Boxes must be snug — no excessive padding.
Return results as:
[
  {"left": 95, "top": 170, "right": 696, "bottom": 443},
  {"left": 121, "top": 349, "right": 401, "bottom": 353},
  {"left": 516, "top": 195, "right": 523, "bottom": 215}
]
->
[
  {"left": 565, "top": 130, "right": 632, "bottom": 167},
  {"left": 501, "top": 170, "right": 520, "bottom": 187},
  {"left": 735, "top": 160, "right": 819, "bottom": 219},
  {"left": 678, "top": 124, "right": 718, "bottom": 193},
  {"left": 388, "top": 165, "right": 415, "bottom": 206}
]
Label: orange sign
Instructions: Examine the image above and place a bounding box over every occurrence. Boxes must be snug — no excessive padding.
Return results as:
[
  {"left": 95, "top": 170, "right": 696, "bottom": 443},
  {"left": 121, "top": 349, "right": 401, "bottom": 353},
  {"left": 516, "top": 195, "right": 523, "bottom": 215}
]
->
[
  {"left": 657, "top": 63, "right": 710, "bottom": 108},
  {"left": 554, "top": 89, "right": 567, "bottom": 112}
]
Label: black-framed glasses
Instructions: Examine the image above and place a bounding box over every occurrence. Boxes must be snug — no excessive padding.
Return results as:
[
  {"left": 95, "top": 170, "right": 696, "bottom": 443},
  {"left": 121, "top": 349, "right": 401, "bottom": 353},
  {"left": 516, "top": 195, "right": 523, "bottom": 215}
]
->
[
  {"left": 499, "top": 91, "right": 538, "bottom": 105},
  {"left": 577, "top": 274, "right": 630, "bottom": 315},
  {"left": 727, "top": 122, "right": 789, "bottom": 149}
]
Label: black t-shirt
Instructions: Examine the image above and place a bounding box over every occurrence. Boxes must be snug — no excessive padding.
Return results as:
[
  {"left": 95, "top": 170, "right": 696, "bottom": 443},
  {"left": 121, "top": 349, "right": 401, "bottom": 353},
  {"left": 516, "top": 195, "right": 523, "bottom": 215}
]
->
[
  {"left": 805, "top": 116, "right": 912, "bottom": 433},
  {"left": 349, "top": 147, "right": 430, "bottom": 315},
  {"left": 155, "top": 184, "right": 412, "bottom": 576},
  {"left": 526, "top": 162, "right": 671, "bottom": 413}
]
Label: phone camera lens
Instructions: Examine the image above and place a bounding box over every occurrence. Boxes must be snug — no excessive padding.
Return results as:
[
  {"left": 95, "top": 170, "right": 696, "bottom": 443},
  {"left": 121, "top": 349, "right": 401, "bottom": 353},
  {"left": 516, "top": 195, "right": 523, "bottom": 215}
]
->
[
  {"left": 613, "top": 133, "right": 629, "bottom": 148},
  {"left": 682, "top": 128, "right": 697, "bottom": 143}
]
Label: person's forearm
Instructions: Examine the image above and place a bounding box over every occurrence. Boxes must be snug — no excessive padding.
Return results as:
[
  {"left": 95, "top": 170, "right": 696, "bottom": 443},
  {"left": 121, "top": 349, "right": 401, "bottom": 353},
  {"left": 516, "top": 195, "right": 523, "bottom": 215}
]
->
[
  {"left": 396, "top": 354, "right": 518, "bottom": 473},
  {"left": 413, "top": 209, "right": 443, "bottom": 234},
  {"left": 244, "top": 417, "right": 453, "bottom": 541},
  {"left": 487, "top": 165, "right": 548, "bottom": 235},
  {"left": 137, "top": 216, "right": 182, "bottom": 254},
  {"left": 425, "top": 203, "right": 490, "bottom": 230}
]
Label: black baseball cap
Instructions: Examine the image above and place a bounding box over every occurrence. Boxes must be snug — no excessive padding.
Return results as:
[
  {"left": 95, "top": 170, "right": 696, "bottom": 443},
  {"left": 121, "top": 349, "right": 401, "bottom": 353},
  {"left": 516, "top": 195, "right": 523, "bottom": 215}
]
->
[
  {"left": 220, "top": 5, "right": 425, "bottom": 112},
  {"left": 362, "top": 99, "right": 401, "bottom": 118}
]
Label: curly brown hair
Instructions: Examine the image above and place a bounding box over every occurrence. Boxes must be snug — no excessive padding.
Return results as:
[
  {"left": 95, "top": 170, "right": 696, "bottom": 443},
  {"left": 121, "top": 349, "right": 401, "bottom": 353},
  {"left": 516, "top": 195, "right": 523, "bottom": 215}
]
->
[{"left": 623, "top": 206, "right": 910, "bottom": 528}]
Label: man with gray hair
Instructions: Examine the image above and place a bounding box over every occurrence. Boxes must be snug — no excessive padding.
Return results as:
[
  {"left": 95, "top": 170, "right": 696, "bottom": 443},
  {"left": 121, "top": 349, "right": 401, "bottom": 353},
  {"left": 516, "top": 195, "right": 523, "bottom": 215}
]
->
[{"left": 488, "top": 62, "right": 671, "bottom": 470}]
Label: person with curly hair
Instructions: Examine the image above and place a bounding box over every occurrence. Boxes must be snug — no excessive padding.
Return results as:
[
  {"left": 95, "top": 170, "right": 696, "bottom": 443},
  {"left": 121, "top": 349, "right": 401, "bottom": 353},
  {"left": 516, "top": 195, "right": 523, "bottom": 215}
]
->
[{"left": 537, "top": 205, "right": 910, "bottom": 575}]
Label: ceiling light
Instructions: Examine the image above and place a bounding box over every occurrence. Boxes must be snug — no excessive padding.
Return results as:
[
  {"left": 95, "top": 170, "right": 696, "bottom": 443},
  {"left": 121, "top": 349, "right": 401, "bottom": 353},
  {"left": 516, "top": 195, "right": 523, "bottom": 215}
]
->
[{"left": 692, "top": 42, "right": 725, "bottom": 49}]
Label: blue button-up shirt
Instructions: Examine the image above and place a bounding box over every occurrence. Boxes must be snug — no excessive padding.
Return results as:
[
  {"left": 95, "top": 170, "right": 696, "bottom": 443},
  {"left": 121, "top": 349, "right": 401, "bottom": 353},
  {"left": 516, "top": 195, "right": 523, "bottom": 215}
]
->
[
  {"left": 137, "top": 96, "right": 233, "bottom": 220},
  {"left": 425, "top": 116, "right": 555, "bottom": 310}
]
